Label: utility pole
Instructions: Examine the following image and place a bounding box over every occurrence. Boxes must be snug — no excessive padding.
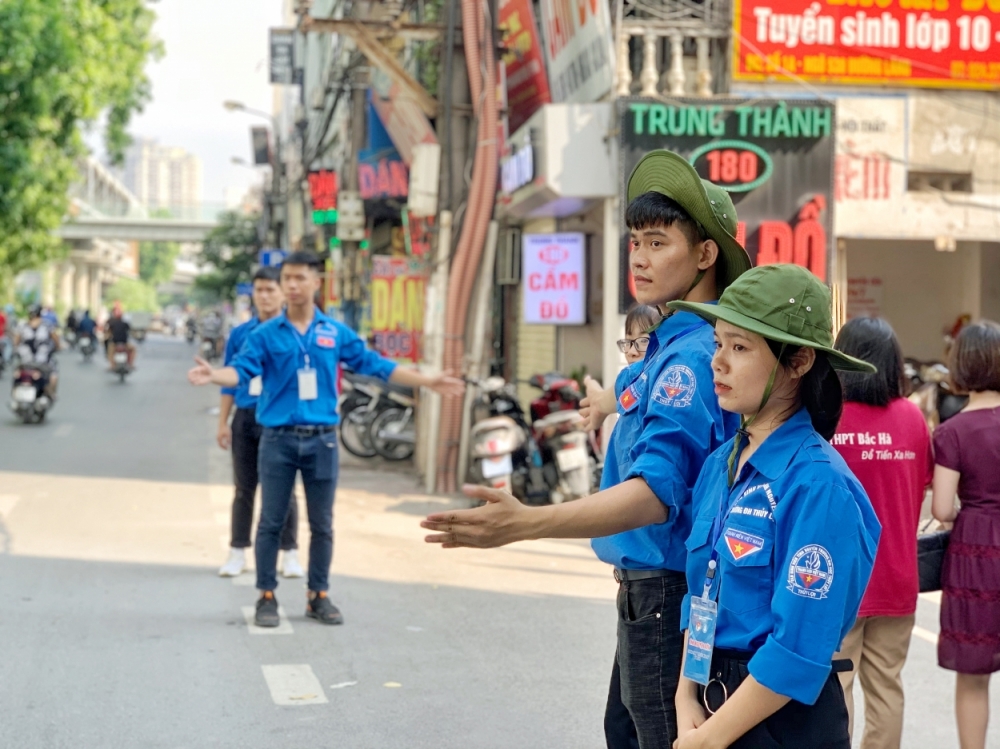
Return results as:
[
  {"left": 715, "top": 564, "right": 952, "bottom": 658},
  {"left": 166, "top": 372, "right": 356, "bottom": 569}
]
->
[{"left": 339, "top": 65, "right": 368, "bottom": 328}]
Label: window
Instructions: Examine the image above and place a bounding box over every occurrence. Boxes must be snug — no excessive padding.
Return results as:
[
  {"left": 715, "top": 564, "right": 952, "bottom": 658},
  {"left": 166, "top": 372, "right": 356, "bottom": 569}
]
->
[{"left": 907, "top": 171, "right": 973, "bottom": 193}]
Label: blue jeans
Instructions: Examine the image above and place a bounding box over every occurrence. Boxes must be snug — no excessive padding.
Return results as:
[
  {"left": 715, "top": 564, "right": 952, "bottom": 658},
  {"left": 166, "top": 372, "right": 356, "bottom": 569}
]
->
[{"left": 256, "top": 428, "right": 339, "bottom": 593}]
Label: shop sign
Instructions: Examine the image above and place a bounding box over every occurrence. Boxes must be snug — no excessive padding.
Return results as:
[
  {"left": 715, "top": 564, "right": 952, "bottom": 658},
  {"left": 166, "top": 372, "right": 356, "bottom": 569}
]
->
[
  {"left": 618, "top": 97, "right": 835, "bottom": 312},
  {"left": 269, "top": 28, "right": 295, "bottom": 85},
  {"left": 308, "top": 170, "right": 338, "bottom": 210},
  {"left": 538, "top": 0, "right": 614, "bottom": 103},
  {"left": 359, "top": 158, "right": 409, "bottom": 200},
  {"left": 370, "top": 256, "right": 427, "bottom": 362},
  {"left": 734, "top": 0, "right": 1000, "bottom": 88},
  {"left": 522, "top": 233, "right": 586, "bottom": 325},
  {"left": 846, "top": 276, "right": 883, "bottom": 319},
  {"left": 500, "top": 0, "right": 552, "bottom": 133},
  {"left": 250, "top": 127, "right": 271, "bottom": 166},
  {"left": 500, "top": 140, "right": 535, "bottom": 195}
]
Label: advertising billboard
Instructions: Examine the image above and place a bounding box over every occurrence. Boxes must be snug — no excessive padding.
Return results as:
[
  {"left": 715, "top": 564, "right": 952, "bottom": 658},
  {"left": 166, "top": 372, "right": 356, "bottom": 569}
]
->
[
  {"left": 734, "top": 0, "right": 1000, "bottom": 88},
  {"left": 619, "top": 97, "right": 835, "bottom": 312},
  {"left": 522, "top": 233, "right": 587, "bottom": 325},
  {"left": 500, "top": 0, "right": 552, "bottom": 132},
  {"left": 538, "top": 0, "right": 614, "bottom": 103},
  {"left": 370, "top": 256, "right": 428, "bottom": 363}
]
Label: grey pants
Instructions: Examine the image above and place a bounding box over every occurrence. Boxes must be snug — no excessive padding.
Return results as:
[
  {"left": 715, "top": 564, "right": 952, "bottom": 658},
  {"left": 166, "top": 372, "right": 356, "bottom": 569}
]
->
[{"left": 615, "top": 572, "right": 688, "bottom": 749}]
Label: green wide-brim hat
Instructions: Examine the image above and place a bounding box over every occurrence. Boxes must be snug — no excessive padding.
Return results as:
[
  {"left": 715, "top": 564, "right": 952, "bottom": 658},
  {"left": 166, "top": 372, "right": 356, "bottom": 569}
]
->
[
  {"left": 668, "top": 264, "right": 876, "bottom": 373},
  {"left": 627, "top": 150, "right": 752, "bottom": 291}
]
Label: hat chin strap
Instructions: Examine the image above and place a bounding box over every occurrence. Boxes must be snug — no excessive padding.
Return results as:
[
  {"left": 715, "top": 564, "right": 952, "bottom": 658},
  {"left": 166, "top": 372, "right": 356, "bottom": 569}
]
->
[
  {"left": 659, "top": 269, "right": 708, "bottom": 320},
  {"left": 726, "top": 343, "right": 787, "bottom": 487}
]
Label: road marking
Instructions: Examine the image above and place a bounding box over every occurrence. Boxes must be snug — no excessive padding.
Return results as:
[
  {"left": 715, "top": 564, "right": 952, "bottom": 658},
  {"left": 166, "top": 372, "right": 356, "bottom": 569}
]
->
[
  {"left": 210, "top": 486, "right": 231, "bottom": 507},
  {"left": 53, "top": 424, "right": 74, "bottom": 438},
  {"left": 261, "top": 665, "right": 328, "bottom": 705},
  {"left": 242, "top": 605, "right": 294, "bottom": 635},
  {"left": 913, "top": 626, "right": 939, "bottom": 645},
  {"left": 232, "top": 573, "right": 256, "bottom": 586},
  {"left": 0, "top": 495, "right": 20, "bottom": 519},
  {"left": 213, "top": 512, "right": 230, "bottom": 526},
  {"left": 919, "top": 591, "right": 942, "bottom": 605},
  {"left": 329, "top": 681, "right": 358, "bottom": 689}
]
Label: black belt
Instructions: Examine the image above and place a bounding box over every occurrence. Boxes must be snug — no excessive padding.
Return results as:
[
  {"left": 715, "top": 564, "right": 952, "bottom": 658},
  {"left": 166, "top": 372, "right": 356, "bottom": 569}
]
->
[
  {"left": 700, "top": 648, "right": 852, "bottom": 715},
  {"left": 613, "top": 568, "right": 684, "bottom": 583},
  {"left": 271, "top": 424, "right": 336, "bottom": 436}
]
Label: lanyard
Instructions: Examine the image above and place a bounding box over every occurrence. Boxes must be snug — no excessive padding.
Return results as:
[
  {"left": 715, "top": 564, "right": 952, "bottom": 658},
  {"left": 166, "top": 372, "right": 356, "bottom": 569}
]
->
[
  {"left": 288, "top": 314, "right": 316, "bottom": 369},
  {"left": 701, "top": 466, "right": 758, "bottom": 600}
]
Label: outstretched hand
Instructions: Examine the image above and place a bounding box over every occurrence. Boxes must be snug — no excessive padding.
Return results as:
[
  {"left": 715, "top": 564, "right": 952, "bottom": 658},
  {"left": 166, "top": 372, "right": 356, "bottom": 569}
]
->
[
  {"left": 421, "top": 484, "right": 532, "bottom": 548},
  {"left": 187, "top": 356, "right": 214, "bottom": 386},
  {"left": 579, "top": 374, "right": 607, "bottom": 432},
  {"left": 428, "top": 369, "right": 466, "bottom": 398}
]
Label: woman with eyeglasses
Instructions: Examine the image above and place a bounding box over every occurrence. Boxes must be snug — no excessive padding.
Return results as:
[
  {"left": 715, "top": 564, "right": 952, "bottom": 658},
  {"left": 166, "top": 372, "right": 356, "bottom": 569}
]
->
[{"left": 618, "top": 305, "right": 662, "bottom": 365}]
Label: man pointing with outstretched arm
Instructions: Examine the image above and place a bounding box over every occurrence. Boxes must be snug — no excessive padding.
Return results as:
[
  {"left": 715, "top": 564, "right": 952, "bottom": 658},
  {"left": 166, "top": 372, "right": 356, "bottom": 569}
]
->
[
  {"left": 190, "top": 251, "right": 464, "bottom": 627},
  {"left": 423, "top": 152, "right": 751, "bottom": 749}
]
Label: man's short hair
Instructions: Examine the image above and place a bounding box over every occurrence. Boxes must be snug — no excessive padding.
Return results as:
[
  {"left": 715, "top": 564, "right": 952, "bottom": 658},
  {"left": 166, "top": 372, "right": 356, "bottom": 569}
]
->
[
  {"left": 253, "top": 266, "right": 281, "bottom": 283},
  {"left": 281, "top": 250, "right": 321, "bottom": 270},
  {"left": 951, "top": 320, "right": 1000, "bottom": 393},
  {"left": 625, "top": 191, "right": 708, "bottom": 250}
]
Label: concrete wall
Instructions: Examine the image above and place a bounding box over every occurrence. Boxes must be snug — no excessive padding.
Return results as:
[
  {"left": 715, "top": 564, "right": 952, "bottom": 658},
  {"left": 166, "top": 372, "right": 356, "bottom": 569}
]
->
[{"left": 844, "top": 239, "right": 1000, "bottom": 360}]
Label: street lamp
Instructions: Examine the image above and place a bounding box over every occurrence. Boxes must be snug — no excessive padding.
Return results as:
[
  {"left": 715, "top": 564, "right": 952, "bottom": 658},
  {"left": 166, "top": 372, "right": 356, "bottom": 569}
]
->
[{"left": 223, "top": 100, "right": 276, "bottom": 123}]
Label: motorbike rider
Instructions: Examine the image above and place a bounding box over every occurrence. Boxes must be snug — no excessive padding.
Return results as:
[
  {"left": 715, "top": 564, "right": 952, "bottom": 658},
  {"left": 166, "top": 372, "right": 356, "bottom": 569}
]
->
[
  {"left": 200, "top": 309, "right": 225, "bottom": 359},
  {"left": 78, "top": 310, "right": 97, "bottom": 343},
  {"left": 105, "top": 305, "right": 136, "bottom": 370},
  {"left": 15, "top": 305, "right": 60, "bottom": 399}
]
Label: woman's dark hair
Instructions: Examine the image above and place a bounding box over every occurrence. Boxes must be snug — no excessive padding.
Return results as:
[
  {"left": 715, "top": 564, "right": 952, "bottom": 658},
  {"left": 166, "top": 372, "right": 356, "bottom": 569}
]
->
[
  {"left": 767, "top": 340, "right": 843, "bottom": 441},
  {"left": 833, "top": 317, "right": 906, "bottom": 406},
  {"left": 951, "top": 320, "right": 1000, "bottom": 393},
  {"left": 625, "top": 304, "right": 661, "bottom": 335},
  {"left": 625, "top": 191, "right": 707, "bottom": 249}
]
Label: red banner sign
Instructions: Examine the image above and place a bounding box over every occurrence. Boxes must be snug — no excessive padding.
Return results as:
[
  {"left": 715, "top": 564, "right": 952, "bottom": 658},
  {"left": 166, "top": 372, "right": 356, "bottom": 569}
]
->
[
  {"left": 308, "top": 170, "right": 338, "bottom": 210},
  {"left": 370, "top": 256, "right": 427, "bottom": 363},
  {"left": 499, "top": 0, "right": 552, "bottom": 133},
  {"left": 734, "top": 0, "right": 1000, "bottom": 88}
]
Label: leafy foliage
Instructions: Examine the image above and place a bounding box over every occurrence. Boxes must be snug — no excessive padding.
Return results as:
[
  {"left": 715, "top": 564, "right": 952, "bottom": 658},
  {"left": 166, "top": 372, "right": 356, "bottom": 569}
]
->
[
  {"left": 0, "top": 0, "right": 160, "bottom": 281},
  {"left": 195, "top": 211, "right": 261, "bottom": 301},
  {"left": 106, "top": 277, "right": 159, "bottom": 313},
  {"left": 139, "top": 240, "right": 180, "bottom": 287}
]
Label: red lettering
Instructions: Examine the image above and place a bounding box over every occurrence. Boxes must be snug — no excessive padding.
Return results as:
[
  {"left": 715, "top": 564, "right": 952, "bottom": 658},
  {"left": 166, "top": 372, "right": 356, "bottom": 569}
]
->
[
  {"left": 758, "top": 221, "right": 794, "bottom": 266},
  {"left": 528, "top": 273, "right": 542, "bottom": 291},
  {"left": 389, "top": 161, "right": 409, "bottom": 197},
  {"left": 793, "top": 196, "right": 828, "bottom": 281},
  {"left": 556, "top": 300, "right": 569, "bottom": 319},
  {"left": 558, "top": 272, "right": 578, "bottom": 290},
  {"left": 540, "top": 301, "right": 553, "bottom": 319},
  {"left": 359, "top": 164, "right": 377, "bottom": 199},
  {"left": 376, "top": 160, "right": 391, "bottom": 196}
]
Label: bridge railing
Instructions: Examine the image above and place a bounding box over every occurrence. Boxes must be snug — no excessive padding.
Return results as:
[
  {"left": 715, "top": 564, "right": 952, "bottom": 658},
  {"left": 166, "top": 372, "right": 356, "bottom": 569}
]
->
[{"left": 69, "top": 198, "right": 231, "bottom": 224}]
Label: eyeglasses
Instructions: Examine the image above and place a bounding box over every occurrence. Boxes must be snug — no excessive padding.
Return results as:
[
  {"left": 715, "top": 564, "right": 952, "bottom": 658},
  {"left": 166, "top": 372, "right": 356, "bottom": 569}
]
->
[{"left": 616, "top": 336, "right": 651, "bottom": 354}]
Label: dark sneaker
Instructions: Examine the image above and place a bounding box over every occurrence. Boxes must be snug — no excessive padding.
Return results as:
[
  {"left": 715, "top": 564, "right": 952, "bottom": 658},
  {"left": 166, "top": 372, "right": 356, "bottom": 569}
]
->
[
  {"left": 255, "top": 594, "right": 280, "bottom": 627},
  {"left": 306, "top": 595, "right": 344, "bottom": 625}
]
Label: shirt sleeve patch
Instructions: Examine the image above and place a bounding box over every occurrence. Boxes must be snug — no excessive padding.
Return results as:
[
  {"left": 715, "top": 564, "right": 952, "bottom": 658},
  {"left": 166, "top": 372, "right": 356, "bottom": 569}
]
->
[
  {"left": 651, "top": 364, "right": 697, "bottom": 408},
  {"left": 787, "top": 545, "right": 835, "bottom": 599},
  {"left": 618, "top": 384, "right": 640, "bottom": 412}
]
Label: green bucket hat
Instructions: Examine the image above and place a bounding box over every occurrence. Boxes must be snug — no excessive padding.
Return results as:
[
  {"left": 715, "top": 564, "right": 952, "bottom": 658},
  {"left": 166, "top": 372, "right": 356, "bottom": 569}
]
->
[
  {"left": 627, "top": 150, "right": 752, "bottom": 291},
  {"left": 668, "top": 264, "right": 875, "bottom": 373}
]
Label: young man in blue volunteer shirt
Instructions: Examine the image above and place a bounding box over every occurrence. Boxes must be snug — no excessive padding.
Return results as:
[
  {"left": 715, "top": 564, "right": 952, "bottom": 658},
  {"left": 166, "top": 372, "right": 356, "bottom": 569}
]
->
[
  {"left": 189, "top": 251, "right": 464, "bottom": 627},
  {"left": 216, "top": 266, "right": 301, "bottom": 579},
  {"left": 422, "top": 151, "right": 751, "bottom": 749}
]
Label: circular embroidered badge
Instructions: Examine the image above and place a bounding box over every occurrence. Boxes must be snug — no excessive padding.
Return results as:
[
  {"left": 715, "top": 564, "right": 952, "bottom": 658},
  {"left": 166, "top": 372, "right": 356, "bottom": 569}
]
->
[{"left": 786, "top": 544, "right": 834, "bottom": 600}]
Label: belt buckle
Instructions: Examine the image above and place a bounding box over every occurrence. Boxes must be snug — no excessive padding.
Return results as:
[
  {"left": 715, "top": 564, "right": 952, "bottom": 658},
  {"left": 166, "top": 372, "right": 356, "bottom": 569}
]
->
[{"left": 701, "top": 677, "right": 728, "bottom": 715}]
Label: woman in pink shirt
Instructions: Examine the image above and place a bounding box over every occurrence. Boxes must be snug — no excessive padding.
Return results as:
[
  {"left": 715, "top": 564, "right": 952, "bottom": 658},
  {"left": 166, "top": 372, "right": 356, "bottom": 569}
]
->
[{"left": 832, "top": 317, "right": 934, "bottom": 749}]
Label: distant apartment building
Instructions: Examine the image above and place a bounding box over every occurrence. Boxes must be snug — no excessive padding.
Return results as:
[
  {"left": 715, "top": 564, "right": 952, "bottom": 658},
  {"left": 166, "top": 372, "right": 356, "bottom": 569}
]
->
[{"left": 123, "top": 139, "right": 203, "bottom": 218}]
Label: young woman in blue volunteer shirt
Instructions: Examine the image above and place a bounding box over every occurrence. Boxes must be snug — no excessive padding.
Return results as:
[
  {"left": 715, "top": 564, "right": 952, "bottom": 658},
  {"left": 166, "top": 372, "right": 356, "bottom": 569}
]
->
[{"left": 667, "top": 264, "right": 881, "bottom": 749}]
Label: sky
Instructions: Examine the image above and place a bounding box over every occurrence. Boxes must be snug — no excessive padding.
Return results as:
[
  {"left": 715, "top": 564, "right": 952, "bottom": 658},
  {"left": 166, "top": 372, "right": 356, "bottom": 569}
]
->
[{"left": 91, "top": 0, "right": 287, "bottom": 206}]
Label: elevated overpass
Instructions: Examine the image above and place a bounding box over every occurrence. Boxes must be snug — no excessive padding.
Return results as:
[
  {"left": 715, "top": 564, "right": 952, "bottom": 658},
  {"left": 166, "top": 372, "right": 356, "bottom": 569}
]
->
[{"left": 56, "top": 214, "right": 220, "bottom": 243}]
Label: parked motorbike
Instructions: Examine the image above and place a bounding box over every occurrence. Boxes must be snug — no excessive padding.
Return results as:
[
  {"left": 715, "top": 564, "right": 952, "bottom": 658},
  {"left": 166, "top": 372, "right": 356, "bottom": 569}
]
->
[
  {"left": 111, "top": 343, "right": 131, "bottom": 383},
  {"left": 369, "top": 388, "right": 417, "bottom": 461},
  {"left": 906, "top": 359, "right": 968, "bottom": 431},
  {"left": 200, "top": 336, "right": 222, "bottom": 363},
  {"left": 338, "top": 372, "right": 415, "bottom": 460},
  {"left": 9, "top": 365, "right": 53, "bottom": 423}
]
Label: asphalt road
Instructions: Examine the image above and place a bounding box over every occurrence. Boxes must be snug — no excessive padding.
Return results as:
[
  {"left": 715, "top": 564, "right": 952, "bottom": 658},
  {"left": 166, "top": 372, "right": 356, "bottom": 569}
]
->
[{"left": 0, "top": 336, "right": 997, "bottom": 748}]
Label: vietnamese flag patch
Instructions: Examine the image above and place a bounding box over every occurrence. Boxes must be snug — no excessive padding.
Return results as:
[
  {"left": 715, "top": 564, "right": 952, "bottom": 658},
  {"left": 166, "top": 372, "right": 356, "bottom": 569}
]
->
[
  {"left": 724, "top": 529, "right": 765, "bottom": 561},
  {"left": 316, "top": 336, "right": 335, "bottom": 348},
  {"left": 618, "top": 385, "right": 639, "bottom": 412}
]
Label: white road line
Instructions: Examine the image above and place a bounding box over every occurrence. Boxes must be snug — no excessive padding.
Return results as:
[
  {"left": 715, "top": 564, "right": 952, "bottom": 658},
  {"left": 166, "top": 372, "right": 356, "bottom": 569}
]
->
[
  {"left": 261, "top": 665, "right": 328, "bottom": 705},
  {"left": 0, "top": 495, "right": 20, "bottom": 519},
  {"left": 232, "top": 573, "right": 256, "bottom": 586},
  {"left": 213, "top": 512, "right": 230, "bottom": 526},
  {"left": 53, "top": 424, "right": 74, "bottom": 438},
  {"left": 913, "top": 626, "right": 939, "bottom": 645},
  {"left": 209, "top": 486, "right": 232, "bottom": 507},
  {"left": 242, "top": 605, "right": 294, "bottom": 635}
]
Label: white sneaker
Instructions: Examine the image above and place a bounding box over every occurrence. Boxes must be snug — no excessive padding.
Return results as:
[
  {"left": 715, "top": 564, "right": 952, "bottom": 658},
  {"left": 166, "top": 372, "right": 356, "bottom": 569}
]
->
[
  {"left": 218, "top": 548, "right": 246, "bottom": 577},
  {"left": 280, "top": 549, "right": 304, "bottom": 578}
]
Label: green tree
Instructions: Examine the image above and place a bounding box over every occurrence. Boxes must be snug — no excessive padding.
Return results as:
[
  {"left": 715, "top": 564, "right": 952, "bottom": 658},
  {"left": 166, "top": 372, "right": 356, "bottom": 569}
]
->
[
  {"left": 105, "top": 277, "right": 159, "bottom": 313},
  {"left": 195, "top": 211, "right": 261, "bottom": 301},
  {"left": 0, "top": 0, "right": 160, "bottom": 283},
  {"left": 139, "top": 240, "right": 180, "bottom": 286}
]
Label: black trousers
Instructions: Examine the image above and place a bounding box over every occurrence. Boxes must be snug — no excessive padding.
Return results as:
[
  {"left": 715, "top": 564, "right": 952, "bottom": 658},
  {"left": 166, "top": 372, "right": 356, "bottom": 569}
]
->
[
  {"left": 607, "top": 571, "right": 688, "bottom": 749},
  {"left": 699, "top": 648, "right": 851, "bottom": 749},
  {"left": 230, "top": 407, "right": 297, "bottom": 550}
]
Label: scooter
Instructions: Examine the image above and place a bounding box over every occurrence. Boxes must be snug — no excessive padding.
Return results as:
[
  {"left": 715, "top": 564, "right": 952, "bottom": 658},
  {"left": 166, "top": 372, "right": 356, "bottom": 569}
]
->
[
  {"left": 200, "top": 337, "right": 222, "bottom": 363},
  {"left": 369, "top": 387, "right": 417, "bottom": 461},
  {"left": 111, "top": 343, "right": 131, "bottom": 383},
  {"left": 63, "top": 328, "right": 78, "bottom": 349},
  {"left": 338, "top": 372, "right": 415, "bottom": 459},
  {"left": 9, "top": 365, "right": 53, "bottom": 423},
  {"left": 79, "top": 335, "right": 97, "bottom": 362}
]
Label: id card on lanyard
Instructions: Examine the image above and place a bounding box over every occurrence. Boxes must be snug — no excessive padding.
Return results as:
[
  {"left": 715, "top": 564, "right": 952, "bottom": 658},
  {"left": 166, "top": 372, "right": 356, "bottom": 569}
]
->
[
  {"left": 683, "top": 472, "right": 754, "bottom": 685},
  {"left": 292, "top": 320, "right": 319, "bottom": 401}
]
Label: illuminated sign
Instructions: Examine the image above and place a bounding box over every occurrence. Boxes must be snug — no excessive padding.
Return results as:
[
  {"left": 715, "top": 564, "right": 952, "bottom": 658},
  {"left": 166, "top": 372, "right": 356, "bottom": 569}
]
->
[{"left": 522, "top": 233, "right": 586, "bottom": 325}]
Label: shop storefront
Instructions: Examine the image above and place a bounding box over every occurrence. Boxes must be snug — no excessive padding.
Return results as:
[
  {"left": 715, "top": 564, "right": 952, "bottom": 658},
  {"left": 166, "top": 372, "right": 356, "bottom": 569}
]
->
[{"left": 495, "top": 102, "right": 616, "bottom": 407}]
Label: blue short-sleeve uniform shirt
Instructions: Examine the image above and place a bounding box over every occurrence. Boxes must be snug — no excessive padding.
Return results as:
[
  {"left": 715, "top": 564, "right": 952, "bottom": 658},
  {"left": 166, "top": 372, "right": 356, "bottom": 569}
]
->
[
  {"left": 221, "top": 317, "right": 262, "bottom": 410},
  {"left": 591, "top": 309, "right": 739, "bottom": 572},
  {"left": 680, "top": 408, "right": 881, "bottom": 705},
  {"left": 230, "top": 310, "right": 397, "bottom": 427}
]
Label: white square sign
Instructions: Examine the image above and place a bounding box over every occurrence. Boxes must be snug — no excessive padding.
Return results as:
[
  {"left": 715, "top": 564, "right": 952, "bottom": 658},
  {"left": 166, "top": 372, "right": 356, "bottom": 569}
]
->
[{"left": 522, "top": 233, "right": 586, "bottom": 325}]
